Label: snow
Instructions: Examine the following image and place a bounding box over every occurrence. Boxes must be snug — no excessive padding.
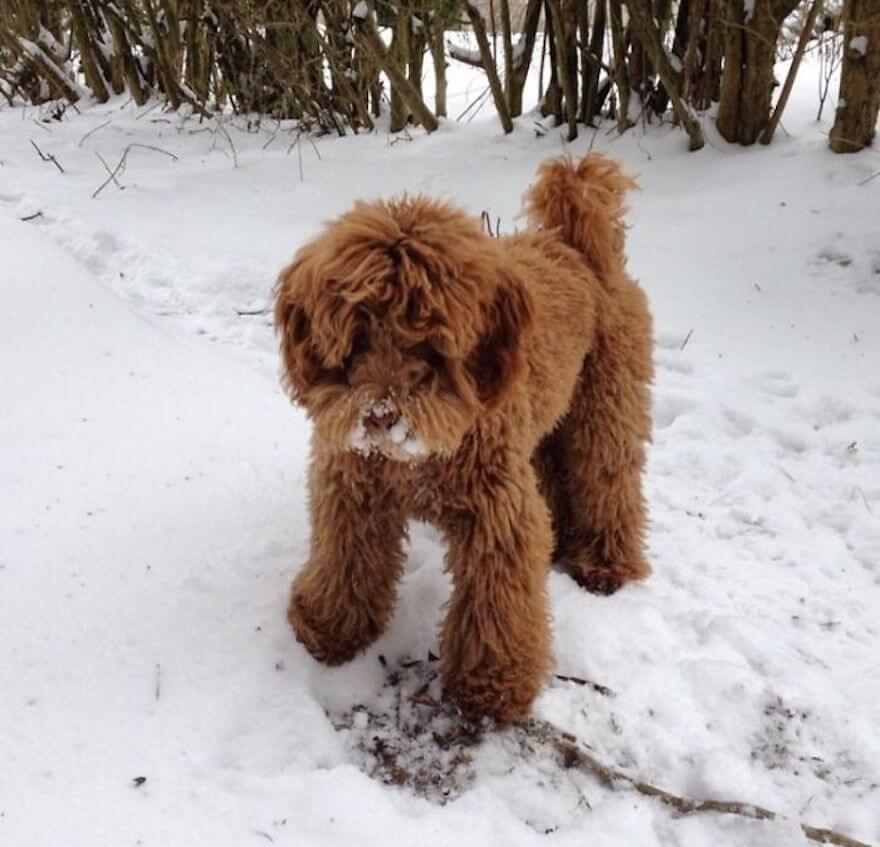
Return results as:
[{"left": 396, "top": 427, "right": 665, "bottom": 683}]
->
[
  {"left": 352, "top": 0, "right": 368, "bottom": 20},
  {"left": 16, "top": 36, "right": 83, "bottom": 97},
  {"left": 627, "top": 93, "right": 642, "bottom": 123},
  {"left": 448, "top": 43, "right": 484, "bottom": 66},
  {"left": 350, "top": 401, "right": 427, "bottom": 459},
  {"left": 849, "top": 35, "right": 868, "bottom": 55},
  {"left": 1, "top": 56, "right": 879, "bottom": 847}
]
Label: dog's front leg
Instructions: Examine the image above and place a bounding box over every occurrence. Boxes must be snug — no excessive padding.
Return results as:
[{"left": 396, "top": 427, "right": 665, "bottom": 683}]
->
[
  {"left": 440, "top": 462, "right": 554, "bottom": 724},
  {"left": 288, "top": 453, "right": 406, "bottom": 665}
]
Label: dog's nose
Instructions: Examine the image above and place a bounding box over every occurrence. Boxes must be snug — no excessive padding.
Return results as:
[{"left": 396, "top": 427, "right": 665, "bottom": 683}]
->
[{"left": 365, "top": 407, "right": 399, "bottom": 432}]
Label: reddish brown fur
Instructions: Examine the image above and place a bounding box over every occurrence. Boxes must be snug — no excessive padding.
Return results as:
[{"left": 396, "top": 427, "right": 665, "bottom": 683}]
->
[{"left": 274, "top": 154, "right": 653, "bottom": 724}]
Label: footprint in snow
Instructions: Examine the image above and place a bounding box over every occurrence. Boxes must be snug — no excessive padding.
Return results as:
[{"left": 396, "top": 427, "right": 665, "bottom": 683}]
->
[
  {"left": 813, "top": 247, "right": 854, "bottom": 268},
  {"left": 653, "top": 391, "right": 699, "bottom": 430},
  {"left": 756, "top": 371, "right": 800, "bottom": 399}
]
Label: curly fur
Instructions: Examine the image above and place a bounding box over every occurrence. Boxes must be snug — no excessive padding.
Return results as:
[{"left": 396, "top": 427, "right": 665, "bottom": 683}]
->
[{"left": 274, "top": 153, "right": 653, "bottom": 724}]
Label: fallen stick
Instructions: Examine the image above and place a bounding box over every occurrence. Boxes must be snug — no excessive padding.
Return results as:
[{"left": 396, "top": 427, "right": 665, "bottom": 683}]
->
[
  {"left": 516, "top": 717, "right": 874, "bottom": 847},
  {"left": 30, "top": 139, "right": 64, "bottom": 173},
  {"left": 92, "top": 143, "right": 178, "bottom": 198}
]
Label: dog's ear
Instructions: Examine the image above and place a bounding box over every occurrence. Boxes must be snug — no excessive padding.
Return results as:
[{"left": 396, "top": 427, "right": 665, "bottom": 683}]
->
[
  {"left": 467, "top": 275, "right": 534, "bottom": 408},
  {"left": 274, "top": 252, "right": 334, "bottom": 403}
]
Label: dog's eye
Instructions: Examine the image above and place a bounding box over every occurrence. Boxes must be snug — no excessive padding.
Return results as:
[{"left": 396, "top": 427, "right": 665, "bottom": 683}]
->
[
  {"left": 408, "top": 342, "right": 445, "bottom": 369},
  {"left": 404, "top": 344, "right": 445, "bottom": 392},
  {"left": 343, "top": 332, "right": 369, "bottom": 371},
  {"left": 402, "top": 360, "right": 435, "bottom": 393}
]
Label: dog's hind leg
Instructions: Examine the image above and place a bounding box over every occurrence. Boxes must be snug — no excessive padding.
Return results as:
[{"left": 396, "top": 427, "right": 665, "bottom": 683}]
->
[
  {"left": 532, "top": 430, "right": 575, "bottom": 561},
  {"left": 556, "top": 291, "right": 653, "bottom": 595},
  {"left": 288, "top": 452, "right": 407, "bottom": 664}
]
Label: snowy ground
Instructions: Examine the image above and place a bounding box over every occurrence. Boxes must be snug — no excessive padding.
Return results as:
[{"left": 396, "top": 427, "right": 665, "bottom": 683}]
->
[{"left": 1, "top": 57, "right": 879, "bottom": 847}]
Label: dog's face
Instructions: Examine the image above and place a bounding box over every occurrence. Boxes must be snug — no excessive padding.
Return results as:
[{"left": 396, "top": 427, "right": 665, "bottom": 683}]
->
[{"left": 275, "top": 196, "right": 533, "bottom": 461}]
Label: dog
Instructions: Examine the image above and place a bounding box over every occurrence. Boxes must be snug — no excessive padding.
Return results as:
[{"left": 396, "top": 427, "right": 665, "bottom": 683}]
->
[{"left": 274, "top": 154, "right": 653, "bottom": 724}]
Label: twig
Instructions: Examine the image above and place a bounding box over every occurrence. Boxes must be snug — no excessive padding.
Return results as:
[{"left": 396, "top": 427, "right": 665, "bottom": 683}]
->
[
  {"left": 92, "top": 143, "right": 178, "bottom": 199},
  {"left": 20, "top": 211, "right": 43, "bottom": 222},
  {"left": 155, "top": 663, "right": 161, "bottom": 701},
  {"left": 575, "top": 40, "right": 616, "bottom": 77},
  {"left": 553, "top": 674, "right": 616, "bottom": 697},
  {"left": 390, "top": 124, "right": 414, "bottom": 144},
  {"left": 29, "top": 139, "right": 64, "bottom": 173},
  {"left": 858, "top": 170, "right": 880, "bottom": 187},
  {"left": 679, "top": 328, "right": 694, "bottom": 351},
  {"left": 455, "top": 86, "right": 490, "bottom": 122},
  {"left": 93, "top": 152, "right": 127, "bottom": 198},
  {"left": 305, "top": 134, "right": 321, "bottom": 162},
  {"left": 78, "top": 119, "right": 111, "bottom": 148},
  {"left": 94, "top": 151, "right": 125, "bottom": 195},
  {"left": 134, "top": 101, "right": 162, "bottom": 121},
  {"left": 480, "top": 211, "right": 502, "bottom": 237},
  {"left": 517, "top": 717, "right": 875, "bottom": 847},
  {"left": 481, "top": 210, "right": 493, "bottom": 236},
  {"left": 853, "top": 487, "right": 873, "bottom": 514},
  {"left": 587, "top": 121, "right": 602, "bottom": 152},
  {"left": 214, "top": 119, "right": 239, "bottom": 169},
  {"left": 127, "top": 143, "right": 178, "bottom": 161},
  {"left": 261, "top": 119, "right": 283, "bottom": 150},
  {"left": 235, "top": 308, "right": 269, "bottom": 316},
  {"left": 760, "top": 0, "right": 823, "bottom": 145},
  {"left": 463, "top": 1, "right": 513, "bottom": 134},
  {"left": 285, "top": 132, "right": 306, "bottom": 180},
  {"left": 776, "top": 465, "right": 796, "bottom": 483}
]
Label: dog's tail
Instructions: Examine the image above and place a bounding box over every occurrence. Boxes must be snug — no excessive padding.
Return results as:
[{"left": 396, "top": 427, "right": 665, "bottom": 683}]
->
[{"left": 522, "top": 154, "right": 637, "bottom": 279}]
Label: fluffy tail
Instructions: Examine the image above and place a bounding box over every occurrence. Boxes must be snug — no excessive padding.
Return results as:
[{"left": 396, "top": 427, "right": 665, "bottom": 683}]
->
[{"left": 523, "top": 154, "right": 637, "bottom": 279}]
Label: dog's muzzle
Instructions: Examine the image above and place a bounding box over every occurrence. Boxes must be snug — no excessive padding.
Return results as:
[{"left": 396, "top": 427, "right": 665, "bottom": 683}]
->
[{"left": 350, "top": 398, "right": 426, "bottom": 460}]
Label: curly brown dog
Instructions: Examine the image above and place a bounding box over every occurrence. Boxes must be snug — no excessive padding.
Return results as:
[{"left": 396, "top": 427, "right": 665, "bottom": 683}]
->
[{"left": 274, "top": 154, "right": 653, "bottom": 724}]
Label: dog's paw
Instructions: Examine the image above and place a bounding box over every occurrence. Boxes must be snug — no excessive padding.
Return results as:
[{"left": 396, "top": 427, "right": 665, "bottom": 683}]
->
[
  {"left": 288, "top": 590, "right": 376, "bottom": 666},
  {"left": 563, "top": 550, "right": 649, "bottom": 596},
  {"left": 443, "top": 656, "right": 547, "bottom": 725},
  {"left": 445, "top": 676, "right": 535, "bottom": 725},
  {"left": 577, "top": 568, "right": 626, "bottom": 595}
]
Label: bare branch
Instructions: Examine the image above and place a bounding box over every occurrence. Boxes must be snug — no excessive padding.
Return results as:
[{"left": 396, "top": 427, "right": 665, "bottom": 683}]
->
[
  {"left": 78, "top": 119, "right": 112, "bottom": 148},
  {"left": 92, "top": 143, "right": 178, "bottom": 198},
  {"left": 29, "top": 139, "right": 64, "bottom": 173},
  {"left": 517, "top": 718, "right": 876, "bottom": 847}
]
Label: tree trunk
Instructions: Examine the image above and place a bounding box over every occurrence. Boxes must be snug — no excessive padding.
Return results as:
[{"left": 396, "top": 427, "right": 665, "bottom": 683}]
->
[
  {"left": 429, "top": 22, "right": 447, "bottom": 117},
  {"left": 829, "top": 0, "right": 880, "bottom": 152},
  {"left": 542, "top": 0, "right": 563, "bottom": 122},
  {"left": 609, "top": 0, "right": 633, "bottom": 131},
  {"left": 508, "top": 0, "right": 543, "bottom": 117},
  {"left": 408, "top": 13, "right": 427, "bottom": 106},
  {"left": 499, "top": 0, "right": 514, "bottom": 104},
  {"left": 761, "top": 0, "right": 822, "bottom": 143},
  {"left": 104, "top": 6, "right": 149, "bottom": 105},
  {"left": 390, "top": 9, "right": 411, "bottom": 131},
  {"left": 654, "top": 0, "right": 690, "bottom": 115},
  {"left": 625, "top": 0, "right": 705, "bottom": 148},
  {"left": 583, "top": 0, "right": 607, "bottom": 123},
  {"left": 576, "top": 0, "right": 590, "bottom": 121},
  {"left": 716, "top": 0, "right": 799, "bottom": 144},
  {"left": 358, "top": 18, "right": 439, "bottom": 132},
  {"left": 465, "top": 1, "right": 514, "bottom": 132},
  {"left": 547, "top": 0, "right": 579, "bottom": 139}
]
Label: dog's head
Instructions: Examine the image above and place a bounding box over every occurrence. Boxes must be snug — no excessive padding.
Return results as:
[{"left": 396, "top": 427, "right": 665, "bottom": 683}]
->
[{"left": 275, "top": 196, "right": 533, "bottom": 461}]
